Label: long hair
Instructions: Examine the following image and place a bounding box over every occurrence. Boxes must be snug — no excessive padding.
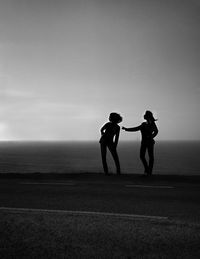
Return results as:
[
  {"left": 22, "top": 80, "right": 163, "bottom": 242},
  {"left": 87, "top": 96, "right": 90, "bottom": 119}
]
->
[{"left": 144, "top": 110, "right": 157, "bottom": 122}]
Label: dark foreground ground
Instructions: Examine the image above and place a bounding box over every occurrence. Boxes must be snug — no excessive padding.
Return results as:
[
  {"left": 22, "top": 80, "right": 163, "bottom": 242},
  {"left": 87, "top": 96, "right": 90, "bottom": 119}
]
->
[{"left": 0, "top": 173, "right": 200, "bottom": 258}]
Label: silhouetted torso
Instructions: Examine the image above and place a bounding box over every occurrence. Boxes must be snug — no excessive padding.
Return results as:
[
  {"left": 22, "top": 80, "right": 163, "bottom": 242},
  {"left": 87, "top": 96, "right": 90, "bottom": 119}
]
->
[
  {"left": 99, "top": 122, "right": 120, "bottom": 145},
  {"left": 140, "top": 122, "right": 156, "bottom": 144}
]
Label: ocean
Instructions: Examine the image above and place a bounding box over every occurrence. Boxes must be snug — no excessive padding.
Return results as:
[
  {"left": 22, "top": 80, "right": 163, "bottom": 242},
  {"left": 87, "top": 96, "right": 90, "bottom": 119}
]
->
[{"left": 0, "top": 141, "right": 199, "bottom": 175}]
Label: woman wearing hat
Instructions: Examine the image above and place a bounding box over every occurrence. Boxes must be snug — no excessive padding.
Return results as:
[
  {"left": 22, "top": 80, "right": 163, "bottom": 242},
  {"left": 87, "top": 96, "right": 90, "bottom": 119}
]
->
[
  {"left": 122, "top": 111, "right": 158, "bottom": 176},
  {"left": 100, "top": 112, "right": 123, "bottom": 175}
]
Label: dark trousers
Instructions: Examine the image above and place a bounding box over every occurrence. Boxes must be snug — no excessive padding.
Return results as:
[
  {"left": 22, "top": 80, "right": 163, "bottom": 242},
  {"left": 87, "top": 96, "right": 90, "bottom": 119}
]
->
[
  {"left": 140, "top": 141, "right": 155, "bottom": 174},
  {"left": 100, "top": 143, "right": 121, "bottom": 174}
]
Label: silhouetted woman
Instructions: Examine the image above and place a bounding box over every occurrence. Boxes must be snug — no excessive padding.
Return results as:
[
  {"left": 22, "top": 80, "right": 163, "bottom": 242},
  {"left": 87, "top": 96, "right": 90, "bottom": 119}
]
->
[
  {"left": 122, "top": 111, "right": 158, "bottom": 176},
  {"left": 100, "top": 112, "right": 122, "bottom": 175}
]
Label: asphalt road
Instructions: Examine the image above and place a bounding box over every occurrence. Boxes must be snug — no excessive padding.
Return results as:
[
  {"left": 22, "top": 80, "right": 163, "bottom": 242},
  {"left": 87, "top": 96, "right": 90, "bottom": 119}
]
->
[{"left": 0, "top": 174, "right": 200, "bottom": 223}]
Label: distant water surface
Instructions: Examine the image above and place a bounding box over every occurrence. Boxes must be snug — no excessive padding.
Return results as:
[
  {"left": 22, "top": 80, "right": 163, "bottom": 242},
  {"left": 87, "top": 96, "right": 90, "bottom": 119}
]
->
[{"left": 0, "top": 141, "right": 199, "bottom": 175}]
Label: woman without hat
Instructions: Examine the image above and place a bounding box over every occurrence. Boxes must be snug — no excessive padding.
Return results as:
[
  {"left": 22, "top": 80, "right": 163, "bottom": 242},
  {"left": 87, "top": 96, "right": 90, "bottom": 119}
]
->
[{"left": 122, "top": 111, "right": 158, "bottom": 176}]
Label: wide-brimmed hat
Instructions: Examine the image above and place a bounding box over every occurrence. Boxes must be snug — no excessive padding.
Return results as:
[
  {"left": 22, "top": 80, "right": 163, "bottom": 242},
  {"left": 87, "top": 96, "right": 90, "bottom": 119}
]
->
[{"left": 109, "top": 112, "right": 123, "bottom": 123}]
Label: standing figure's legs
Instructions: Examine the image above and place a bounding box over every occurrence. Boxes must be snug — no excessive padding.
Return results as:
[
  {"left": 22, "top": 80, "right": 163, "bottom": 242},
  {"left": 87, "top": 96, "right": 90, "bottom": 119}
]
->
[
  {"left": 100, "top": 143, "right": 108, "bottom": 174},
  {"left": 147, "top": 143, "right": 155, "bottom": 175},
  {"left": 108, "top": 144, "right": 121, "bottom": 174},
  {"left": 140, "top": 142, "right": 149, "bottom": 174}
]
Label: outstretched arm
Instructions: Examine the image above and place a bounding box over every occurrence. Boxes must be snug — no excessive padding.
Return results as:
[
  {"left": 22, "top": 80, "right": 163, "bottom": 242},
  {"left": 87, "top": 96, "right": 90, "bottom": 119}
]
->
[{"left": 122, "top": 125, "right": 141, "bottom": 132}]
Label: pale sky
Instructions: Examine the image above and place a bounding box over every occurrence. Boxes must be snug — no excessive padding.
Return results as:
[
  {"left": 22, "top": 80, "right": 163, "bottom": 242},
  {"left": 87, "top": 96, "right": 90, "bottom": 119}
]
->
[{"left": 0, "top": 0, "right": 200, "bottom": 141}]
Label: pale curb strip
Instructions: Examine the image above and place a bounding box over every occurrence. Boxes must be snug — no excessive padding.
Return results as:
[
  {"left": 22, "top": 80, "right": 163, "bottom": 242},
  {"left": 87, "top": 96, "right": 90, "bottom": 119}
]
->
[{"left": 0, "top": 207, "right": 168, "bottom": 221}]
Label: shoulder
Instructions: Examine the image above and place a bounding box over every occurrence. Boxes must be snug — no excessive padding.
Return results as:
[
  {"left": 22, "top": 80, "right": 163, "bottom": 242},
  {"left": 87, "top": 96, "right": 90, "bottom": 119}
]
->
[
  {"left": 116, "top": 124, "right": 120, "bottom": 131},
  {"left": 103, "top": 122, "right": 111, "bottom": 127},
  {"left": 153, "top": 122, "right": 158, "bottom": 130},
  {"left": 112, "top": 123, "right": 120, "bottom": 130},
  {"left": 154, "top": 122, "right": 158, "bottom": 127},
  {"left": 111, "top": 123, "right": 120, "bottom": 132}
]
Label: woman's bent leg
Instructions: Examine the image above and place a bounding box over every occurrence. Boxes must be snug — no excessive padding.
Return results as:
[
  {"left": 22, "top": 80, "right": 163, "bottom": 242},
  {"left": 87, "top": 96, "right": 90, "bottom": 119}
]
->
[
  {"left": 108, "top": 144, "right": 121, "bottom": 174},
  {"left": 100, "top": 144, "right": 108, "bottom": 174}
]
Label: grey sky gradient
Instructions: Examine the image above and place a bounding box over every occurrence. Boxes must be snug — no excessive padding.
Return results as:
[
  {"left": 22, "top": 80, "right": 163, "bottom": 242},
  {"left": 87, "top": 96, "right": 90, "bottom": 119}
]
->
[{"left": 0, "top": 0, "right": 200, "bottom": 140}]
